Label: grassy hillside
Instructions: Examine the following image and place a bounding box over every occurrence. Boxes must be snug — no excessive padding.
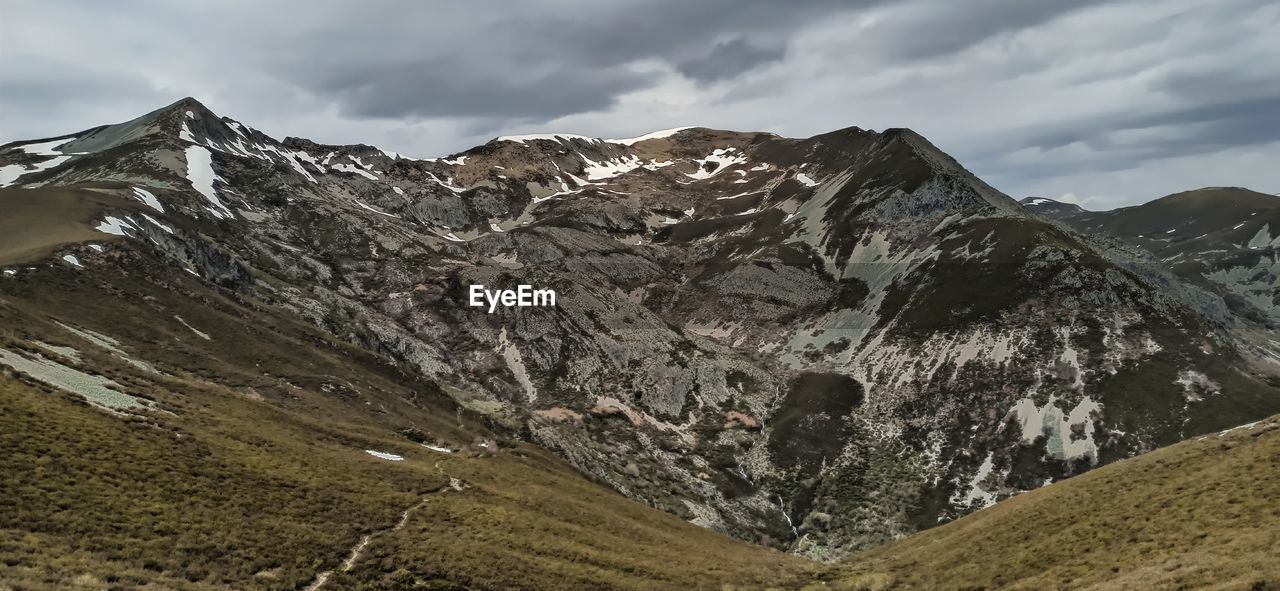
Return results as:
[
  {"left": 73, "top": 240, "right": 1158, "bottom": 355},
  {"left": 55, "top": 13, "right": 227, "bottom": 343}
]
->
[
  {"left": 0, "top": 187, "right": 137, "bottom": 265},
  {"left": 0, "top": 252, "right": 816, "bottom": 590},
  {"left": 813, "top": 414, "right": 1280, "bottom": 590}
]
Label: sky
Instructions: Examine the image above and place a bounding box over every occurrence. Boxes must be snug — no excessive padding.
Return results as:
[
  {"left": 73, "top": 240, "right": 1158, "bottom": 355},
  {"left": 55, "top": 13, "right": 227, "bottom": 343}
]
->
[{"left": 1, "top": 0, "right": 1277, "bottom": 210}]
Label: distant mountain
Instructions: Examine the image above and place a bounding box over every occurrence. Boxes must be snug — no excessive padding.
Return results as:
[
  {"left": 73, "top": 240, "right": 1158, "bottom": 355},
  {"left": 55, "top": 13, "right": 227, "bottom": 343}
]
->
[
  {"left": 1020, "top": 195, "right": 1087, "bottom": 218},
  {"left": 3, "top": 97, "right": 1280, "bottom": 578},
  {"left": 1031, "top": 188, "right": 1280, "bottom": 336}
]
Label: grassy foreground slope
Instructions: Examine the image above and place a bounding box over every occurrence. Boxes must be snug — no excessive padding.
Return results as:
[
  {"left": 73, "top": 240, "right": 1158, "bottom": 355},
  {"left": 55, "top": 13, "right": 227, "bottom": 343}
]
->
[
  {"left": 0, "top": 247, "right": 815, "bottom": 590},
  {"left": 817, "top": 415, "right": 1280, "bottom": 590}
]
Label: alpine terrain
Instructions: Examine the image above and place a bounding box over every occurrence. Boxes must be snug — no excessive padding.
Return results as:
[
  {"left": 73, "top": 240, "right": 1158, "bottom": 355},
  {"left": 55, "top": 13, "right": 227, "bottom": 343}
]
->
[{"left": 3, "top": 98, "right": 1279, "bottom": 589}]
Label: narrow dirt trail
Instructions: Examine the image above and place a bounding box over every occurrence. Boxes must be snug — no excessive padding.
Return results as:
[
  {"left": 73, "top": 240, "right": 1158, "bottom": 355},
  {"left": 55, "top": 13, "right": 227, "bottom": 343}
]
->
[{"left": 305, "top": 462, "right": 466, "bottom": 590}]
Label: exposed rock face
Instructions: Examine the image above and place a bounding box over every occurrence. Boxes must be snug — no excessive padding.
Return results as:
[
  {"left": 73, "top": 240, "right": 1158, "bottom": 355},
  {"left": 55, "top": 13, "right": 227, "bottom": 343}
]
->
[{"left": 4, "top": 98, "right": 1278, "bottom": 560}]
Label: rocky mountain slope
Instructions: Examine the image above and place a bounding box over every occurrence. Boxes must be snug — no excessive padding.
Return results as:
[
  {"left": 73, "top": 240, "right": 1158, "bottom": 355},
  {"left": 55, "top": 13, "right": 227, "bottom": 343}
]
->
[
  {"left": 0, "top": 195, "right": 817, "bottom": 590},
  {"left": 4, "top": 98, "right": 1279, "bottom": 563},
  {"left": 1026, "top": 189, "right": 1280, "bottom": 365}
]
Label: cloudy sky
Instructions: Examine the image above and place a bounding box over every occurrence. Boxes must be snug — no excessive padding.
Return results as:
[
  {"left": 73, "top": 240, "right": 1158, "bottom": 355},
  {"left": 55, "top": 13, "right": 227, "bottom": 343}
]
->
[{"left": 2, "top": 0, "right": 1277, "bottom": 209}]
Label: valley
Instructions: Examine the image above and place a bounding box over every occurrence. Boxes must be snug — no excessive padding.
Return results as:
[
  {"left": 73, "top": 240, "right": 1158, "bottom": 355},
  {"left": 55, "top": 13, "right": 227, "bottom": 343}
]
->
[{"left": 2, "top": 98, "right": 1278, "bottom": 589}]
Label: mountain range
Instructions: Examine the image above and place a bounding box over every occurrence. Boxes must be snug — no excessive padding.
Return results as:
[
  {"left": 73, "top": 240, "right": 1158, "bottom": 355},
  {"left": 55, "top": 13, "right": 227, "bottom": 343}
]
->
[{"left": 2, "top": 97, "right": 1278, "bottom": 589}]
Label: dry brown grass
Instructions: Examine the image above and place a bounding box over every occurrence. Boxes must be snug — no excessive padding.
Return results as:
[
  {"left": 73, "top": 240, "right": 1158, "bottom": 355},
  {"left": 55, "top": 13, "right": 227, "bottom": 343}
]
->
[
  {"left": 820, "top": 416, "right": 1280, "bottom": 590},
  {"left": 0, "top": 187, "right": 136, "bottom": 265}
]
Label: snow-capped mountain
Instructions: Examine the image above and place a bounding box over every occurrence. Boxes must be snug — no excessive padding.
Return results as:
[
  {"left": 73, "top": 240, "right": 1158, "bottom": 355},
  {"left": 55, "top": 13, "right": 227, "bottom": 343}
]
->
[{"left": 3, "top": 98, "right": 1279, "bottom": 560}]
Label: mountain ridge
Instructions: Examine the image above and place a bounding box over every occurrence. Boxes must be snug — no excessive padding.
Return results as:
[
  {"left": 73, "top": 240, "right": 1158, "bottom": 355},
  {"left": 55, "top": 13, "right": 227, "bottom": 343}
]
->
[{"left": 3, "top": 98, "right": 1279, "bottom": 564}]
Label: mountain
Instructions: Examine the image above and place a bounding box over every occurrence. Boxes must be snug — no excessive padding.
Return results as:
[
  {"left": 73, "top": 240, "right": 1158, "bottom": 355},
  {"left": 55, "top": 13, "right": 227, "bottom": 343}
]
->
[
  {"left": 3, "top": 97, "right": 1279, "bottom": 576},
  {"left": 1020, "top": 195, "right": 1087, "bottom": 219},
  {"left": 1029, "top": 188, "right": 1280, "bottom": 360},
  {"left": 826, "top": 414, "right": 1280, "bottom": 589}
]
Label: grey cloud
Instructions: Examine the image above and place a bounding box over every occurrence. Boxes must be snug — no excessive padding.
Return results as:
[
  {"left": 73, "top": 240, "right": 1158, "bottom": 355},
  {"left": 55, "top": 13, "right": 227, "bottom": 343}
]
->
[
  {"left": 312, "top": 57, "right": 658, "bottom": 121},
  {"left": 854, "top": 0, "right": 1110, "bottom": 62},
  {"left": 0, "top": 54, "right": 159, "bottom": 113},
  {"left": 266, "top": 0, "right": 871, "bottom": 124},
  {"left": 676, "top": 38, "right": 786, "bottom": 83}
]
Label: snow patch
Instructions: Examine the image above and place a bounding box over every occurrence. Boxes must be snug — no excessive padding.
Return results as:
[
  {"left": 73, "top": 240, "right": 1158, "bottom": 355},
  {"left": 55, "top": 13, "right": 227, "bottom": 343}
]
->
[
  {"left": 354, "top": 200, "right": 399, "bottom": 218},
  {"left": 141, "top": 214, "right": 174, "bottom": 234},
  {"left": 174, "top": 315, "right": 211, "bottom": 340},
  {"left": 581, "top": 153, "right": 643, "bottom": 180},
  {"left": 0, "top": 137, "right": 79, "bottom": 187},
  {"left": 94, "top": 216, "right": 136, "bottom": 236},
  {"left": 605, "top": 126, "right": 693, "bottom": 145},
  {"left": 364, "top": 450, "right": 404, "bottom": 461},
  {"left": 0, "top": 348, "right": 155, "bottom": 414},
  {"left": 131, "top": 187, "right": 164, "bottom": 212},
  {"left": 498, "top": 328, "right": 537, "bottom": 403},
  {"left": 1010, "top": 394, "right": 1102, "bottom": 461},
  {"left": 498, "top": 133, "right": 599, "bottom": 145},
  {"left": 331, "top": 163, "right": 378, "bottom": 180},
  {"left": 953, "top": 452, "right": 998, "bottom": 508},
  {"left": 684, "top": 148, "right": 747, "bottom": 180},
  {"left": 184, "top": 146, "right": 233, "bottom": 219}
]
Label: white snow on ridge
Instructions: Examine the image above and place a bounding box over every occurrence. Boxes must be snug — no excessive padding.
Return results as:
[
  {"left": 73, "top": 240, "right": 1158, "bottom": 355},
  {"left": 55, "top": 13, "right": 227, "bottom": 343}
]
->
[
  {"left": 354, "top": 200, "right": 399, "bottom": 218},
  {"left": 581, "top": 154, "right": 643, "bottom": 180},
  {"left": 496, "top": 126, "right": 692, "bottom": 147},
  {"left": 605, "top": 126, "right": 694, "bottom": 145},
  {"left": 141, "top": 214, "right": 174, "bottom": 234},
  {"left": 425, "top": 172, "right": 466, "bottom": 192},
  {"left": 331, "top": 163, "right": 378, "bottom": 180},
  {"left": 721, "top": 191, "right": 757, "bottom": 203},
  {"left": 498, "top": 133, "right": 600, "bottom": 145},
  {"left": 0, "top": 137, "right": 79, "bottom": 187},
  {"left": 184, "top": 146, "right": 233, "bottom": 219},
  {"left": 364, "top": 450, "right": 404, "bottom": 461},
  {"left": 685, "top": 148, "right": 747, "bottom": 181},
  {"left": 0, "top": 164, "right": 29, "bottom": 187},
  {"left": 62, "top": 254, "right": 83, "bottom": 268},
  {"left": 131, "top": 187, "right": 164, "bottom": 212}
]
